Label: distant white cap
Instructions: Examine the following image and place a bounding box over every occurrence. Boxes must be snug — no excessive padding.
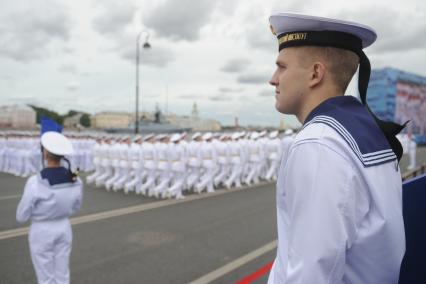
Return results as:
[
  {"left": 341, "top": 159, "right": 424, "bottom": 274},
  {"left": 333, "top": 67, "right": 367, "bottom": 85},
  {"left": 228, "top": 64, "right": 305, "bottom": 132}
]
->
[
  {"left": 285, "top": 129, "right": 294, "bottom": 135},
  {"left": 41, "top": 131, "right": 74, "bottom": 156},
  {"left": 156, "top": 134, "right": 167, "bottom": 141},
  {"left": 133, "top": 135, "right": 142, "bottom": 142},
  {"left": 231, "top": 133, "right": 240, "bottom": 140},
  {"left": 269, "top": 130, "right": 279, "bottom": 138},
  {"left": 144, "top": 133, "right": 155, "bottom": 141},
  {"left": 250, "top": 132, "right": 260, "bottom": 140},
  {"left": 170, "top": 133, "right": 181, "bottom": 142},
  {"left": 203, "top": 132, "right": 213, "bottom": 140},
  {"left": 259, "top": 130, "right": 267, "bottom": 137},
  {"left": 192, "top": 132, "right": 201, "bottom": 140}
]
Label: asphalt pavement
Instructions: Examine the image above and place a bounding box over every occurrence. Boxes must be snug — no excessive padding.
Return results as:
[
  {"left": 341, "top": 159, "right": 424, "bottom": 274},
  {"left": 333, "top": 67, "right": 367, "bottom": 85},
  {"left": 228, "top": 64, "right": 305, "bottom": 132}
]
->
[
  {"left": 1, "top": 147, "right": 425, "bottom": 284},
  {"left": 0, "top": 174, "right": 277, "bottom": 284}
]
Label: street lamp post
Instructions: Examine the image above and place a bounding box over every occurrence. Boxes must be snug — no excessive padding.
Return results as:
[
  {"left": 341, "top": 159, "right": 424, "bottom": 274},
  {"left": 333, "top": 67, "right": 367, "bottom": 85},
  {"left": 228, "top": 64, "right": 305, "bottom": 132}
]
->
[{"left": 135, "top": 30, "right": 151, "bottom": 134}]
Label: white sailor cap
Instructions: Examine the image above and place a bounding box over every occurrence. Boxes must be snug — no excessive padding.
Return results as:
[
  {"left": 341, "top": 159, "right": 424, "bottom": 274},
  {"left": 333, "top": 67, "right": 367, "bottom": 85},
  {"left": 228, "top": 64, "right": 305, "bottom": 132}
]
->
[
  {"left": 121, "top": 135, "right": 130, "bottom": 141},
  {"left": 250, "top": 132, "right": 260, "bottom": 140},
  {"left": 192, "top": 132, "right": 201, "bottom": 140},
  {"left": 269, "top": 13, "right": 376, "bottom": 107},
  {"left": 144, "top": 133, "right": 155, "bottom": 141},
  {"left": 133, "top": 135, "right": 142, "bottom": 142},
  {"left": 231, "top": 133, "right": 240, "bottom": 140},
  {"left": 41, "top": 131, "right": 74, "bottom": 156},
  {"left": 269, "top": 130, "right": 279, "bottom": 138},
  {"left": 156, "top": 134, "right": 168, "bottom": 141},
  {"left": 285, "top": 129, "right": 294, "bottom": 135},
  {"left": 259, "top": 130, "right": 267, "bottom": 137},
  {"left": 219, "top": 134, "right": 228, "bottom": 140},
  {"left": 170, "top": 133, "right": 181, "bottom": 142},
  {"left": 202, "top": 132, "right": 213, "bottom": 140}
]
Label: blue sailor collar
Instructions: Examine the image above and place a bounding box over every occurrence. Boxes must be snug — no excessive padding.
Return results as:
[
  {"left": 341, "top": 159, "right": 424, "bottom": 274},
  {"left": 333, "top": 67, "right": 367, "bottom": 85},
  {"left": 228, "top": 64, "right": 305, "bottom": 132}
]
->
[
  {"left": 40, "top": 167, "right": 73, "bottom": 186},
  {"left": 303, "top": 96, "right": 396, "bottom": 167}
]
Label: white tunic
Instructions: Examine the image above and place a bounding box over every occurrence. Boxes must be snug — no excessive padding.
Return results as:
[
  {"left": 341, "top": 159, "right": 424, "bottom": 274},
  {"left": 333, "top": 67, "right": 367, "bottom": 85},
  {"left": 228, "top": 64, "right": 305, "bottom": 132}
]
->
[
  {"left": 268, "top": 97, "right": 405, "bottom": 284},
  {"left": 17, "top": 174, "right": 83, "bottom": 223}
]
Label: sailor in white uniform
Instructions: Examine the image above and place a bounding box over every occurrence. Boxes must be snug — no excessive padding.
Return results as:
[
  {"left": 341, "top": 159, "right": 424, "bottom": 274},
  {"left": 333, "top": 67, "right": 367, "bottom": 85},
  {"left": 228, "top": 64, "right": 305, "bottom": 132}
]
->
[
  {"left": 86, "top": 137, "right": 103, "bottom": 184},
  {"left": 95, "top": 137, "right": 114, "bottom": 187},
  {"left": 104, "top": 137, "right": 123, "bottom": 190},
  {"left": 195, "top": 132, "right": 218, "bottom": 193},
  {"left": 258, "top": 130, "right": 269, "bottom": 179},
  {"left": 138, "top": 134, "right": 158, "bottom": 196},
  {"left": 178, "top": 132, "right": 190, "bottom": 191},
  {"left": 0, "top": 133, "right": 5, "bottom": 172},
  {"left": 151, "top": 135, "right": 172, "bottom": 198},
  {"left": 267, "top": 13, "right": 405, "bottom": 283},
  {"left": 224, "top": 132, "right": 245, "bottom": 189},
  {"left": 281, "top": 129, "right": 294, "bottom": 159},
  {"left": 164, "top": 133, "right": 186, "bottom": 199},
  {"left": 245, "top": 132, "right": 262, "bottom": 186},
  {"left": 407, "top": 133, "right": 417, "bottom": 170},
  {"left": 186, "top": 133, "right": 203, "bottom": 190},
  {"left": 214, "top": 134, "right": 231, "bottom": 187},
  {"left": 16, "top": 131, "right": 83, "bottom": 284},
  {"left": 112, "top": 136, "right": 132, "bottom": 191},
  {"left": 124, "top": 135, "right": 145, "bottom": 194},
  {"left": 265, "top": 130, "right": 282, "bottom": 181}
]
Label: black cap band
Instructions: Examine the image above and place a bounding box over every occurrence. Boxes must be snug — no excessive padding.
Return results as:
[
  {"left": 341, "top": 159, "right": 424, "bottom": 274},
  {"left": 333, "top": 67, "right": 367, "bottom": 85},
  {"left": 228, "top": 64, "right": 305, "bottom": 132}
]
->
[{"left": 277, "top": 30, "right": 405, "bottom": 161}]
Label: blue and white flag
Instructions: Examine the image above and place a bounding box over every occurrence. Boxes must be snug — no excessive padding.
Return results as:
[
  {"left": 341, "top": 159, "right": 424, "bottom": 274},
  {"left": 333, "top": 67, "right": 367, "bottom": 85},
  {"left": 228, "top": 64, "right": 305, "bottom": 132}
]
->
[{"left": 40, "top": 117, "right": 63, "bottom": 135}]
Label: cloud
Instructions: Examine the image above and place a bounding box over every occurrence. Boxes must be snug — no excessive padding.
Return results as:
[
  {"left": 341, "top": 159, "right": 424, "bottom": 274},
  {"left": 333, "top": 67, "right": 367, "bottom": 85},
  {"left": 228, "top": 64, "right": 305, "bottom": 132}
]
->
[
  {"left": 179, "top": 93, "right": 199, "bottom": 100},
  {"left": 220, "top": 58, "right": 250, "bottom": 73},
  {"left": 143, "top": 0, "right": 216, "bottom": 41},
  {"left": 209, "top": 95, "right": 228, "bottom": 101},
  {"left": 92, "top": 2, "right": 136, "bottom": 37},
  {"left": 66, "top": 82, "right": 79, "bottom": 92},
  {"left": 258, "top": 89, "right": 274, "bottom": 97},
  {"left": 333, "top": 6, "right": 426, "bottom": 54},
  {"left": 120, "top": 44, "right": 176, "bottom": 68},
  {"left": 237, "top": 73, "right": 270, "bottom": 84},
  {"left": 0, "top": 1, "right": 72, "bottom": 62},
  {"left": 58, "top": 64, "right": 77, "bottom": 74},
  {"left": 218, "top": 86, "right": 244, "bottom": 93}
]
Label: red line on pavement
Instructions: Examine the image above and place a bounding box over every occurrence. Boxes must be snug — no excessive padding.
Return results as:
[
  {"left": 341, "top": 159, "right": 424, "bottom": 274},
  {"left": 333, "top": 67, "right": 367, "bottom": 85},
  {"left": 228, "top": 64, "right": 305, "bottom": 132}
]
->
[{"left": 235, "top": 261, "right": 273, "bottom": 284}]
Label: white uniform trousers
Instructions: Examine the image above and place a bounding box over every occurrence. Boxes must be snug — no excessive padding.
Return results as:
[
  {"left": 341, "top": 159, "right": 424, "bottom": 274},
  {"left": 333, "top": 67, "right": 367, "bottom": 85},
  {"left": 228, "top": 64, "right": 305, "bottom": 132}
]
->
[
  {"left": 138, "top": 169, "right": 157, "bottom": 195},
  {"left": 196, "top": 167, "right": 216, "bottom": 193},
  {"left": 245, "top": 162, "right": 261, "bottom": 185},
  {"left": 152, "top": 171, "right": 172, "bottom": 198},
  {"left": 29, "top": 219, "right": 72, "bottom": 284},
  {"left": 163, "top": 171, "right": 185, "bottom": 199},
  {"left": 112, "top": 166, "right": 131, "bottom": 191},
  {"left": 266, "top": 159, "right": 280, "bottom": 181},
  {"left": 186, "top": 166, "right": 201, "bottom": 189},
  {"left": 105, "top": 166, "right": 122, "bottom": 190},
  {"left": 95, "top": 166, "right": 113, "bottom": 187},
  {"left": 86, "top": 165, "right": 102, "bottom": 184},
  {"left": 214, "top": 164, "right": 230, "bottom": 187},
  {"left": 225, "top": 164, "right": 243, "bottom": 188},
  {"left": 124, "top": 168, "right": 146, "bottom": 194}
]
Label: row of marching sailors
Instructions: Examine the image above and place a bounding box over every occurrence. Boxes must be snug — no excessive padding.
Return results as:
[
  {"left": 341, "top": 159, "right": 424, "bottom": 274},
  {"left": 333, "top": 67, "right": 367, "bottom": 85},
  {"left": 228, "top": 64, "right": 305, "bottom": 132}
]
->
[
  {"left": 0, "top": 131, "right": 96, "bottom": 177},
  {"left": 86, "top": 130, "right": 289, "bottom": 199}
]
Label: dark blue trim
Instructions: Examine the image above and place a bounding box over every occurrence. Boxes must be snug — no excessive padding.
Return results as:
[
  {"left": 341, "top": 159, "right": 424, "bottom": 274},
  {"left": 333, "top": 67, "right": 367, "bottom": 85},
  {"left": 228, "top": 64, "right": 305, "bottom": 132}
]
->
[
  {"left": 304, "top": 96, "right": 396, "bottom": 167},
  {"left": 40, "top": 167, "right": 72, "bottom": 186}
]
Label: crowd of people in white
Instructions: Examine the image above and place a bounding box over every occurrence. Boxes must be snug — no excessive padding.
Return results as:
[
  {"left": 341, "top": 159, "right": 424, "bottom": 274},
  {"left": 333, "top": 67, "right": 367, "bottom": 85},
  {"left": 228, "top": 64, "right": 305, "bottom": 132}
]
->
[
  {"left": 0, "top": 130, "right": 295, "bottom": 199},
  {"left": 1, "top": 130, "right": 418, "bottom": 199},
  {"left": 86, "top": 130, "right": 295, "bottom": 199},
  {"left": 0, "top": 132, "right": 95, "bottom": 177}
]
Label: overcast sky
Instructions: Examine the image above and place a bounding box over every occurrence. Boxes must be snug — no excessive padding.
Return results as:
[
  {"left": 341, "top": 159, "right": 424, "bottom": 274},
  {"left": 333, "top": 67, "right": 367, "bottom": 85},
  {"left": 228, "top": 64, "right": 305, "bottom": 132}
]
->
[{"left": 1, "top": 0, "right": 425, "bottom": 127}]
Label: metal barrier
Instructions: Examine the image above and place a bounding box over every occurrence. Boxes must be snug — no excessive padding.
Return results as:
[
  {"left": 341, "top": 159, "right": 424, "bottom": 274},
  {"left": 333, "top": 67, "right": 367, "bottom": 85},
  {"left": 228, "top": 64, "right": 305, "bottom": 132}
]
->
[{"left": 402, "top": 163, "right": 426, "bottom": 181}]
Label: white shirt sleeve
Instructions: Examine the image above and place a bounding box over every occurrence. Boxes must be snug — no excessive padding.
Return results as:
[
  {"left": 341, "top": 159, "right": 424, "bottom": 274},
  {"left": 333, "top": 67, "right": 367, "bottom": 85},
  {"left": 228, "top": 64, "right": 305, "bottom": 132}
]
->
[
  {"left": 16, "top": 176, "right": 37, "bottom": 223},
  {"left": 71, "top": 179, "right": 84, "bottom": 215},
  {"left": 280, "top": 140, "right": 357, "bottom": 283}
]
